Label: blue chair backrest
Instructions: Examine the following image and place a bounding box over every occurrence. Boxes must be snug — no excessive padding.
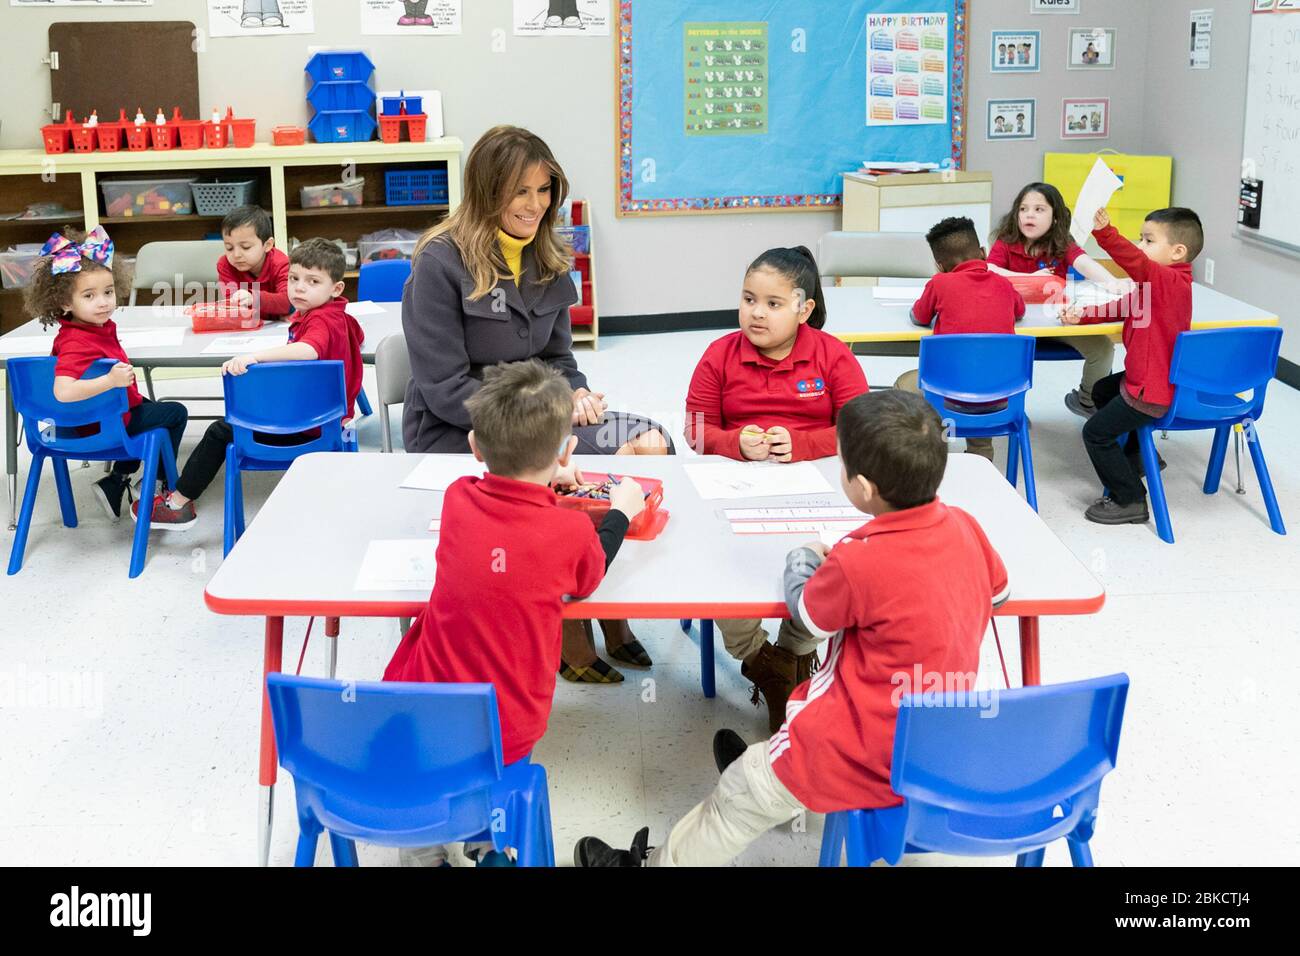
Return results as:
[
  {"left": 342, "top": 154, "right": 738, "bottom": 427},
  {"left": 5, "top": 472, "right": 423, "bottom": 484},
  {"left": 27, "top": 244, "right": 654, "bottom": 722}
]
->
[
  {"left": 8, "top": 356, "right": 130, "bottom": 456},
  {"left": 1165, "top": 327, "right": 1283, "bottom": 423},
  {"left": 357, "top": 259, "right": 413, "bottom": 303},
  {"left": 891, "top": 673, "right": 1128, "bottom": 854},
  {"left": 266, "top": 674, "right": 504, "bottom": 836},
  {"left": 917, "top": 333, "right": 1036, "bottom": 407},
  {"left": 223, "top": 361, "right": 347, "bottom": 464}
]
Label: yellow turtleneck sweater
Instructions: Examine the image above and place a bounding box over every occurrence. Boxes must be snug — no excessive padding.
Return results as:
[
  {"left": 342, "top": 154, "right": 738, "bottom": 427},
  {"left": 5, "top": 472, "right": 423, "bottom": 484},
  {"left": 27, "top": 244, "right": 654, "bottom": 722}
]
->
[{"left": 497, "top": 228, "right": 534, "bottom": 287}]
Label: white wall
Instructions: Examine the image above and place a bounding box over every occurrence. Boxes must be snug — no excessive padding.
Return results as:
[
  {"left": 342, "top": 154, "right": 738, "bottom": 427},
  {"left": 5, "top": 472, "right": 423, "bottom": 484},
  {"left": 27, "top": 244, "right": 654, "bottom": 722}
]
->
[{"left": 3, "top": 0, "right": 1294, "bottom": 360}]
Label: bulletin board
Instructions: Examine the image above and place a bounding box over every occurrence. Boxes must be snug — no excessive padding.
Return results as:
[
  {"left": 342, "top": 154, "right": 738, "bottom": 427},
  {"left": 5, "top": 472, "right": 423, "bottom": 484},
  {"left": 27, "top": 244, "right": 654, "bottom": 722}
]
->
[{"left": 616, "top": 0, "right": 970, "bottom": 217}]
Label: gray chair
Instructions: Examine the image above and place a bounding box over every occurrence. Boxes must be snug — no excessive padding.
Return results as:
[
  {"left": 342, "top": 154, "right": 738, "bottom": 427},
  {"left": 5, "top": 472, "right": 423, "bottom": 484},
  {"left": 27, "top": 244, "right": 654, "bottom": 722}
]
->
[
  {"left": 128, "top": 240, "right": 226, "bottom": 407},
  {"left": 817, "top": 231, "right": 936, "bottom": 283},
  {"left": 375, "top": 333, "right": 412, "bottom": 455}
]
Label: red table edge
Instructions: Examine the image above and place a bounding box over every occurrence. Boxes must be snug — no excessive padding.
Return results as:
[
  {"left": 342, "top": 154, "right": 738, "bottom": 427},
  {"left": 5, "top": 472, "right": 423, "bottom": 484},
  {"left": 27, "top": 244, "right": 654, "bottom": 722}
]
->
[{"left": 206, "top": 592, "right": 1106, "bottom": 618}]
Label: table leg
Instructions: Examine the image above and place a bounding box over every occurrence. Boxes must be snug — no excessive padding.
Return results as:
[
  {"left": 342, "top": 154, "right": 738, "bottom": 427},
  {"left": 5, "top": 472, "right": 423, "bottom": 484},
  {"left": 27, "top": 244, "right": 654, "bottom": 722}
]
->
[
  {"left": 700, "top": 619, "right": 716, "bottom": 699},
  {"left": 258, "top": 615, "right": 284, "bottom": 867},
  {"left": 325, "top": 616, "right": 340, "bottom": 679},
  {"left": 142, "top": 365, "right": 157, "bottom": 402},
  {"left": 6, "top": 382, "right": 17, "bottom": 531},
  {"left": 1018, "top": 617, "right": 1041, "bottom": 687}
]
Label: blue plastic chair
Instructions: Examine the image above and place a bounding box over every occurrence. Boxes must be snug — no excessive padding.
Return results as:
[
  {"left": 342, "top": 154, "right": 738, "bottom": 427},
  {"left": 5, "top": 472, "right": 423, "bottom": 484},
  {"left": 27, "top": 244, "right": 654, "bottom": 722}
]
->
[
  {"left": 1128, "top": 327, "right": 1285, "bottom": 544},
  {"left": 222, "top": 361, "right": 357, "bottom": 556},
  {"left": 357, "top": 258, "right": 412, "bottom": 302},
  {"left": 350, "top": 260, "right": 413, "bottom": 420},
  {"left": 7, "top": 357, "right": 179, "bottom": 579},
  {"left": 820, "top": 673, "right": 1129, "bottom": 867},
  {"left": 266, "top": 674, "right": 556, "bottom": 867},
  {"left": 918, "top": 334, "right": 1039, "bottom": 510}
]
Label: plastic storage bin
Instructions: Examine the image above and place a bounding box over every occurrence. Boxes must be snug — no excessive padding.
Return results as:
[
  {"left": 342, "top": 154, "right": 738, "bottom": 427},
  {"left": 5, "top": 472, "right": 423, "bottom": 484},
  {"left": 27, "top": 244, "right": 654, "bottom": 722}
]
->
[
  {"left": 381, "top": 92, "right": 423, "bottom": 116},
  {"left": 555, "top": 473, "right": 668, "bottom": 541},
  {"left": 384, "top": 168, "right": 448, "bottom": 206},
  {"left": 359, "top": 238, "right": 417, "bottom": 263},
  {"left": 228, "top": 118, "right": 256, "bottom": 147},
  {"left": 1006, "top": 273, "right": 1068, "bottom": 305},
  {"left": 305, "top": 50, "right": 375, "bottom": 84},
  {"left": 124, "top": 123, "right": 151, "bottom": 151},
  {"left": 96, "top": 123, "right": 124, "bottom": 152},
  {"left": 0, "top": 247, "right": 42, "bottom": 290},
  {"left": 191, "top": 179, "right": 259, "bottom": 217},
  {"left": 308, "top": 81, "right": 376, "bottom": 112},
  {"left": 307, "top": 111, "right": 377, "bottom": 143},
  {"left": 150, "top": 122, "right": 178, "bottom": 150},
  {"left": 272, "top": 125, "right": 306, "bottom": 146},
  {"left": 70, "top": 126, "right": 97, "bottom": 153},
  {"left": 100, "top": 178, "right": 196, "bottom": 217},
  {"left": 41, "top": 123, "right": 71, "bottom": 154},
  {"left": 300, "top": 178, "right": 365, "bottom": 208},
  {"left": 187, "top": 303, "right": 263, "bottom": 333},
  {"left": 177, "top": 120, "right": 206, "bottom": 150}
]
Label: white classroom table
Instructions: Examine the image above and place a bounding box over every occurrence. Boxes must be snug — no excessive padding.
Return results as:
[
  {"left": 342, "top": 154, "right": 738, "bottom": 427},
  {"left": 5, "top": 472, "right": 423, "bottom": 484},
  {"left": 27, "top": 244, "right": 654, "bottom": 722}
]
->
[
  {"left": 0, "top": 301, "right": 404, "bottom": 530},
  {"left": 203, "top": 451, "right": 1104, "bottom": 865},
  {"left": 822, "top": 281, "right": 1281, "bottom": 343}
]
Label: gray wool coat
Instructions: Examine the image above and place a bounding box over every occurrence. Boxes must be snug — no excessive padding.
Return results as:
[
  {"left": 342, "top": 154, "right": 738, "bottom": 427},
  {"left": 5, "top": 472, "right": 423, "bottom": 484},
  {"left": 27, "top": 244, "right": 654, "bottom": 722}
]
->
[{"left": 400, "top": 236, "right": 586, "bottom": 453}]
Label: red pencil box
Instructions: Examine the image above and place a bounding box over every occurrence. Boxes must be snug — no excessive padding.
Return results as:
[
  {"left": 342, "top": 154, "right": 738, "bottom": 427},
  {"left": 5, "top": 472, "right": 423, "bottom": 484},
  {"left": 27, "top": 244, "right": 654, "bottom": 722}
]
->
[
  {"left": 555, "top": 473, "right": 669, "bottom": 541},
  {"left": 186, "top": 303, "right": 263, "bottom": 333},
  {"left": 1005, "top": 273, "right": 1068, "bottom": 305}
]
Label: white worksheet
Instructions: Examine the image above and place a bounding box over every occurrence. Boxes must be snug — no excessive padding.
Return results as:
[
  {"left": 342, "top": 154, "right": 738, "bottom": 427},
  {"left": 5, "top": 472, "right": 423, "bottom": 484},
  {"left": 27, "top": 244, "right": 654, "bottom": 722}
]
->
[
  {"left": 115, "top": 327, "right": 186, "bottom": 349},
  {"left": 1070, "top": 158, "right": 1124, "bottom": 246},
  {"left": 684, "top": 461, "right": 834, "bottom": 500},
  {"left": 0, "top": 336, "right": 54, "bottom": 355},
  {"left": 199, "top": 332, "right": 289, "bottom": 355},
  {"left": 345, "top": 300, "right": 387, "bottom": 316},
  {"left": 354, "top": 539, "right": 437, "bottom": 591},
  {"left": 401, "top": 456, "right": 485, "bottom": 491},
  {"left": 871, "top": 286, "right": 925, "bottom": 302}
]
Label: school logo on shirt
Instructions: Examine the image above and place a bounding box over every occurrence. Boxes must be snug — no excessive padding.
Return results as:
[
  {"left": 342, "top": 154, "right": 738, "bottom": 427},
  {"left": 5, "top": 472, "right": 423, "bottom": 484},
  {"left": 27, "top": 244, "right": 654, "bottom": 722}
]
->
[{"left": 796, "top": 377, "right": 826, "bottom": 398}]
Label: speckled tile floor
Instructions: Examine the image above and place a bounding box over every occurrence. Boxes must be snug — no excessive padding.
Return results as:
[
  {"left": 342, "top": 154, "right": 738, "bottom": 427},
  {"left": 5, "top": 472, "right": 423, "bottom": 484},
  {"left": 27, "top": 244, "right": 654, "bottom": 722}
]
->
[{"left": 2, "top": 329, "right": 1298, "bottom": 866}]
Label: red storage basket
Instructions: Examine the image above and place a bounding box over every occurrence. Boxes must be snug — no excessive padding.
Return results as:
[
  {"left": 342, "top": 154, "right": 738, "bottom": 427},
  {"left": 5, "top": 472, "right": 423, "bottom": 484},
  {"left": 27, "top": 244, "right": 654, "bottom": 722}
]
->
[
  {"left": 41, "top": 125, "right": 71, "bottom": 154},
  {"left": 203, "top": 122, "right": 227, "bottom": 148},
  {"left": 186, "top": 303, "right": 263, "bottom": 333},
  {"left": 1006, "top": 273, "right": 1068, "bottom": 305},
  {"left": 555, "top": 473, "right": 668, "bottom": 541},
  {"left": 150, "top": 123, "right": 177, "bottom": 150},
  {"left": 96, "top": 124, "right": 124, "bottom": 152},
  {"left": 272, "top": 125, "right": 306, "bottom": 146},
  {"left": 177, "top": 120, "right": 205, "bottom": 149},
  {"left": 405, "top": 114, "right": 427, "bottom": 140},
  {"left": 377, "top": 115, "right": 403, "bottom": 144},
  {"left": 124, "top": 124, "right": 151, "bottom": 151},
  {"left": 228, "top": 118, "right": 256, "bottom": 147},
  {"left": 70, "top": 127, "right": 97, "bottom": 153}
]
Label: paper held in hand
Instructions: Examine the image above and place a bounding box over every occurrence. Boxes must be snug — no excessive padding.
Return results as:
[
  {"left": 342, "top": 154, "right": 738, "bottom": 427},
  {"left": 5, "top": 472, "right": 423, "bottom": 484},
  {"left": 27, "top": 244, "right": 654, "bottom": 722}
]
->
[{"left": 1070, "top": 158, "right": 1124, "bottom": 246}]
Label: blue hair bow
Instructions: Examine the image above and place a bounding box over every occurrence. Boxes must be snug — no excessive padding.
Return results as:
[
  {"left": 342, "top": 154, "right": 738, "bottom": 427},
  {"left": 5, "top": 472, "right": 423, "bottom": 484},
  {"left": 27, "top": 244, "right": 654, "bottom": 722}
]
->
[{"left": 39, "top": 226, "right": 115, "bottom": 275}]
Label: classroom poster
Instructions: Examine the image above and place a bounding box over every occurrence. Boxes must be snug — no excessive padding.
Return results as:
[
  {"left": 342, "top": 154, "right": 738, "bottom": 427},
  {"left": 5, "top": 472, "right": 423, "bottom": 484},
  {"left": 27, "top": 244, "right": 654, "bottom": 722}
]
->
[
  {"left": 866, "top": 11, "right": 949, "bottom": 127},
  {"left": 1067, "top": 27, "right": 1116, "bottom": 69},
  {"left": 11, "top": 1, "right": 152, "bottom": 5},
  {"left": 1190, "top": 9, "right": 1212, "bottom": 69},
  {"left": 513, "top": 0, "right": 610, "bottom": 37},
  {"left": 683, "top": 22, "right": 769, "bottom": 136},
  {"left": 360, "top": 0, "right": 461, "bottom": 35},
  {"left": 991, "top": 30, "right": 1040, "bottom": 73},
  {"left": 1061, "top": 97, "right": 1109, "bottom": 139},
  {"left": 207, "top": 0, "right": 314, "bottom": 37},
  {"left": 987, "top": 99, "right": 1035, "bottom": 140}
]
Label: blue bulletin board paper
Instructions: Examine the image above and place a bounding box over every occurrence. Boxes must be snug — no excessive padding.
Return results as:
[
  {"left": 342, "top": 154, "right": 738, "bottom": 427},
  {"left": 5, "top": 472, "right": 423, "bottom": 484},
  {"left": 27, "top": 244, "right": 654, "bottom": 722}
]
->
[{"left": 617, "top": 0, "right": 969, "bottom": 216}]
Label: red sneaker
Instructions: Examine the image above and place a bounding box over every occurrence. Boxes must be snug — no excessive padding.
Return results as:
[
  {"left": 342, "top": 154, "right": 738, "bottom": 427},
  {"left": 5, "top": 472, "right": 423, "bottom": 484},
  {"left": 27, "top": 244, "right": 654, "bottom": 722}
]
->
[{"left": 130, "top": 494, "right": 197, "bottom": 531}]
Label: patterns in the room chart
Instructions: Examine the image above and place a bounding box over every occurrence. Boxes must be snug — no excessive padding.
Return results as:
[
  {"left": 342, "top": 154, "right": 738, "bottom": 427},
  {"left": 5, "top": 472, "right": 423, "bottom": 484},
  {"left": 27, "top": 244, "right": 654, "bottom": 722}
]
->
[{"left": 683, "top": 22, "right": 769, "bottom": 136}]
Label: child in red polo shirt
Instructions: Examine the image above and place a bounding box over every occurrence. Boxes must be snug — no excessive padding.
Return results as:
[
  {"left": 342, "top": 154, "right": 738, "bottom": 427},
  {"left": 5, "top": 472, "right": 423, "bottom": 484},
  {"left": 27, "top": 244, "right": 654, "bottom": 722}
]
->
[
  {"left": 894, "top": 216, "right": 1025, "bottom": 463},
  {"left": 134, "top": 238, "right": 364, "bottom": 530},
  {"left": 216, "top": 206, "right": 292, "bottom": 321},
  {"left": 25, "top": 227, "right": 189, "bottom": 522},
  {"left": 685, "top": 246, "right": 869, "bottom": 732},
  {"left": 1064, "top": 206, "right": 1201, "bottom": 526},
  {"left": 575, "top": 389, "right": 1009, "bottom": 867},
  {"left": 385, "top": 359, "right": 645, "bottom": 867},
  {"left": 987, "top": 182, "right": 1133, "bottom": 418}
]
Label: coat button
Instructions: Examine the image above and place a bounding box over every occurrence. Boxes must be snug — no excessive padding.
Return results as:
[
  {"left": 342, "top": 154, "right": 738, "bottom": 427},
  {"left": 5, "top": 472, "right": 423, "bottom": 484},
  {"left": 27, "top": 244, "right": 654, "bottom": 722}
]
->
[{"left": 517, "top": 327, "right": 528, "bottom": 339}]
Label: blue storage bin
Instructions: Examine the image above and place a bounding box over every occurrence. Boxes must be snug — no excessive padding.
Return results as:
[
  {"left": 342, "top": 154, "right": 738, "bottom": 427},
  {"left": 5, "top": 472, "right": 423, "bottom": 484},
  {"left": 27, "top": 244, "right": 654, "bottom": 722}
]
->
[
  {"left": 308, "top": 81, "right": 377, "bottom": 113},
  {"left": 381, "top": 92, "right": 423, "bottom": 116},
  {"left": 308, "top": 111, "right": 377, "bottom": 144},
  {"left": 385, "top": 169, "right": 450, "bottom": 206},
  {"left": 305, "top": 50, "right": 375, "bottom": 84}
]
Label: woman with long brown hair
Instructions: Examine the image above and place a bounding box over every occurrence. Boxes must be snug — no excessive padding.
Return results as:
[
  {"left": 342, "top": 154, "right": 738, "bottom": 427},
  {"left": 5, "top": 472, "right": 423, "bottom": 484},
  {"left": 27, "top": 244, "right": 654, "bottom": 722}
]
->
[{"left": 401, "top": 125, "right": 670, "bottom": 683}]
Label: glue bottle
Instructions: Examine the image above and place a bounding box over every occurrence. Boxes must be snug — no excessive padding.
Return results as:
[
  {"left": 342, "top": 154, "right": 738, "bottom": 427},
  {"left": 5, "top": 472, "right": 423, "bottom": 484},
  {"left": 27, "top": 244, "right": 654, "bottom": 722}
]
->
[
  {"left": 155, "top": 107, "right": 167, "bottom": 126},
  {"left": 211, "top": 106, "right": 222, "bottom": 125},
  {"left": 133, "top": 107, "right": 146, "bottom": 127},
  {"left": 85, "top": 109, "right": 98, "bottom": 128}
]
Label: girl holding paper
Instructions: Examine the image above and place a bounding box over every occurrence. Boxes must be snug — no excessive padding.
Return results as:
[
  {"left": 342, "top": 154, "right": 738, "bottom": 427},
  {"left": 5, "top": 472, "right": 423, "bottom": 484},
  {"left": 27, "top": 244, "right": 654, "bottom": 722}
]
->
[{"left": 987, "top": 182, "right": 1132, "bottom": 418}]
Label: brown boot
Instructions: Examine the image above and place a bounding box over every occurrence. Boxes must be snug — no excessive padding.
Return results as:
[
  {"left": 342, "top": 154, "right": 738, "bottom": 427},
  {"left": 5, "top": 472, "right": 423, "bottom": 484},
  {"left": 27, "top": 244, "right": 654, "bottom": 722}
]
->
[
  {"left": 598, "top": 619, "right": 653, "bottom": 667},
  {"left": 742, "top": 643, "right": 797, "bottom": 734}
]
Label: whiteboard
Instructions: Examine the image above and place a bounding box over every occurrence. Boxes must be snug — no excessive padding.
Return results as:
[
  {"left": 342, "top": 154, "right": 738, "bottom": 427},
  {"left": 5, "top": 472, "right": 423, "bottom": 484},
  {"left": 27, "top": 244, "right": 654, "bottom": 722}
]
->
[{"left": 1239, "top": 5, "right": 1300, "bottom": 256}]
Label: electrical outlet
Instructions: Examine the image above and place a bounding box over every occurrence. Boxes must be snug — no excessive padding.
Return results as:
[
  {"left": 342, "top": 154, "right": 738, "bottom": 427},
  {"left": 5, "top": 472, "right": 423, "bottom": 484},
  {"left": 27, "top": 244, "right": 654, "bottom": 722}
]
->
[{"left": 1205, "top": 258, "right": 1215, "bottom": 285}]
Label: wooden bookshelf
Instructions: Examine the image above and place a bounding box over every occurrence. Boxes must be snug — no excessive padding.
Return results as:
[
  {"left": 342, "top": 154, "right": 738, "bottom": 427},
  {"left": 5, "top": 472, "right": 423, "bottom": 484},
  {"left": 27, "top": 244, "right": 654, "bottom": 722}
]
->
[
  {"left": 567, "top": 199, "right": 599, "bottom": 350},
  {"left": 0, "top": 139, "right": 463, "bottom": 332}
]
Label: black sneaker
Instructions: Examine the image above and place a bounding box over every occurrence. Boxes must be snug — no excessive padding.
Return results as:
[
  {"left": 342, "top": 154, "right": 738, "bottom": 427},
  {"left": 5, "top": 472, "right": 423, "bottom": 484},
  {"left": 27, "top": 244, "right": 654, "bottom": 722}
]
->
[
  {"left": 1064, "top": 389, "right": 1098, "bottom": 419},
  {"left": 1085, "top": 497, "right": 1150, "bottom": 525},
  {"left": 713, "top": 729, "right": 747, "bottom": 775},
  {"left": 573, "top": 827, "right": 651, "bottom": 867},
  {"left": 91, "top": 474, "right": 129, "bottom": 522}
]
